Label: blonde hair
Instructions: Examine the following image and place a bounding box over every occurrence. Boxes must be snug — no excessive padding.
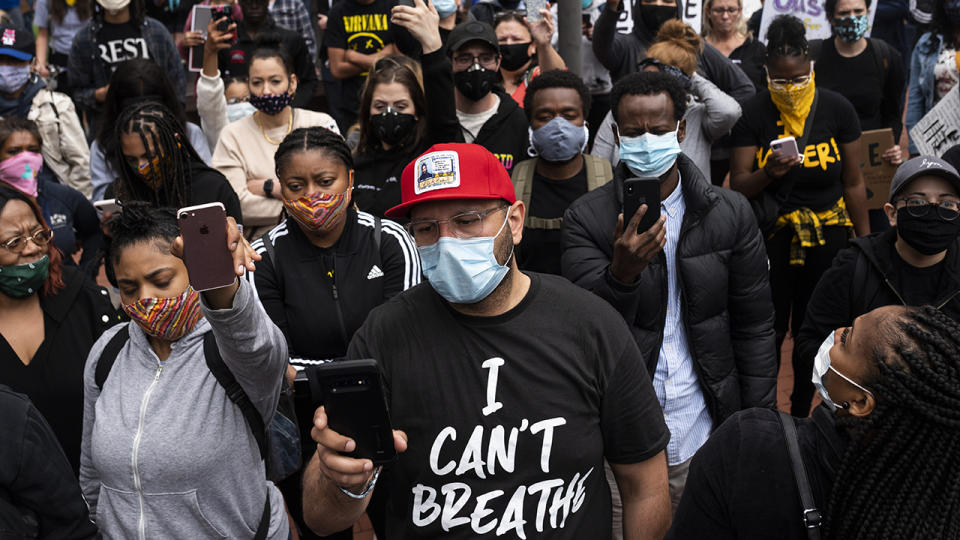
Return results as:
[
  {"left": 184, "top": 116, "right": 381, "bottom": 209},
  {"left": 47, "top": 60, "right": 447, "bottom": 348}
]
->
[
  {"left": 647, "top": 20, "right": 701, "bottom": 76},
  {"left": 701, "top": 0, "right": 747, "bottom": 38}
]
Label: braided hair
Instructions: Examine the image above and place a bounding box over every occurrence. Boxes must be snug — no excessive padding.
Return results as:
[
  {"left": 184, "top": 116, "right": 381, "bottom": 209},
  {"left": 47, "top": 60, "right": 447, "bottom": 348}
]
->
[
  {"left": 275, "top": 126, "right": 353, "bottom": 178},
  {"left": 112, "top": 101, "right": 202, "bottom": 210},
  {"left": 765, "top": 15, "right": 809, "bottom": 61},
  {"left": 825, "top": 306, "right": 960, "bottom": 539}
]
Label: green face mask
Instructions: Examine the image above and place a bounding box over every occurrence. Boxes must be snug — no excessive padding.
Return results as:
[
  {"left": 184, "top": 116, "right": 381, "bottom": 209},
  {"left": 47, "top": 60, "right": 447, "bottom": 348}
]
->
[{"left": 0, "top": 255, "right": 49, "bottom": 298}]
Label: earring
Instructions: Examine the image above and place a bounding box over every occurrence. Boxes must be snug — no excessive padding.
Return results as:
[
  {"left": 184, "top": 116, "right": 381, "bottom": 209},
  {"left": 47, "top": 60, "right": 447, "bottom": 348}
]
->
[{"left": 841, "top": 401, "right": 850, "bottom": 409}]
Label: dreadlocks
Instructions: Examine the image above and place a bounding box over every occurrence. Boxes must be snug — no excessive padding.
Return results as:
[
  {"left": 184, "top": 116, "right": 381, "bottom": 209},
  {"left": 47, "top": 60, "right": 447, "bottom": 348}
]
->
[
  {"left": 112, "top": 101, "right": 203, "bottom": 210},
  {"left": 275, "top": 126, "right": 353, "bottom": 177},
  {"left": 825, "top": 306, "right": 960, "bottom": 539}
]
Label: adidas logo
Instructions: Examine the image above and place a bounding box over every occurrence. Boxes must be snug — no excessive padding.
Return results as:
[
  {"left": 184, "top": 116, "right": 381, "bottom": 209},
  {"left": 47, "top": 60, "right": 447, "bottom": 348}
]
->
[{"left": 367, "top": 265, "right": 384, "bottom": 280}]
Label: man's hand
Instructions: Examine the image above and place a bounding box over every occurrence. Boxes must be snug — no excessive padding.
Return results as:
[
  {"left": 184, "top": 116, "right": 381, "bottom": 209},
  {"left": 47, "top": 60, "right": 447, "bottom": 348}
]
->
[
  {"left": 391, "top": 0, "right": 442, "bottom": 54},
  {"left": 311, "top": 405, "right": 408, "bottom": 493},
  {"left": 317, "top": 13, "right": 328, "bottom": 30},
  {"left": 94, "top": 85, "right": 109, "bottom": 103},
  {"left": 610, "top": 205, "right": 666, "bottom": 284},
  {"left": 763, "top": 152, "right": 802, "bottom": 180},
  {"left": 881, "top": 144, "right": 903, "bottom": 166}
]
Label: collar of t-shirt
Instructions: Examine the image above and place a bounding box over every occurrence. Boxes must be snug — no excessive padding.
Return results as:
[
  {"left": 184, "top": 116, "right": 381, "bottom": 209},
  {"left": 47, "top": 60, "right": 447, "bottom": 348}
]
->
[{"left": 457, "top": 95, "right": 500, "bottom": 143}]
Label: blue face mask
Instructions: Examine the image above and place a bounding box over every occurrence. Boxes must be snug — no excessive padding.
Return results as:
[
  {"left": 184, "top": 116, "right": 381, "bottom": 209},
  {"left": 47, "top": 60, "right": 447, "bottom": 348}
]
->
[
  {"left": 433, "top": 0, "right": 457, "bottom": 18},
  {"left": 618, "top": 122, "right": 682, "bottom": 178},
  {"left": 582, "top": 0, "right": 593, "bottom": 7},
  {"left": 529, "top": 116, "right": 588, "bottom": 163},
  {"left": 418, "top": 210, "right": 514, "bottom": 304}
]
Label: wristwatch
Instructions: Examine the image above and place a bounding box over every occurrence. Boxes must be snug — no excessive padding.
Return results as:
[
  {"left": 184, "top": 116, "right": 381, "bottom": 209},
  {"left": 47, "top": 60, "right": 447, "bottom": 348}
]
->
[{"left": 263, "top": 179, "right": 275, "bottom": 199}]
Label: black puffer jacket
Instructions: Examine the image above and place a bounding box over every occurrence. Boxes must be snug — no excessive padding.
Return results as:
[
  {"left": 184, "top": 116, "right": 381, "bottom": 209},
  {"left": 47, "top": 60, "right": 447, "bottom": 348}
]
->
[
  {"left": 561, "top": 154, "right": 777, "bottom": 423},
  {"left": 796, "top": 229, "right": 960, "bottom": 366}
]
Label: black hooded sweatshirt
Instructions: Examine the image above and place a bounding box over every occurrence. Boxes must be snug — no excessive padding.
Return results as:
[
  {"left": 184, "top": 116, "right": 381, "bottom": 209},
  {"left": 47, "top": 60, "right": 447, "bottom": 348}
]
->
[{"left": 467, "top": 87, "right": 531, "bottom": 175}]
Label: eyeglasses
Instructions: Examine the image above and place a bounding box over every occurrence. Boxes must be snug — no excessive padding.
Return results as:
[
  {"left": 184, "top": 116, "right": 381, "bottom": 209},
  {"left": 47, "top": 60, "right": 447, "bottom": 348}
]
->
[
  {"left": 765, "top": 64, "right": 813, "bottom": 88},
  {"left": 406, "top": 206, "right": 508, "bottom": 245},
  {"left": 452, "top": 53, "right": 499, "bottom": 70},
  {"left": 0, "top": 228, "right": 53, "bottom": 253},
  {"left": 710, "top": 7, "right": 740, "bottom": 15},
  {"left": 895, "top": 197, "right": 960, "bottom": 220}
]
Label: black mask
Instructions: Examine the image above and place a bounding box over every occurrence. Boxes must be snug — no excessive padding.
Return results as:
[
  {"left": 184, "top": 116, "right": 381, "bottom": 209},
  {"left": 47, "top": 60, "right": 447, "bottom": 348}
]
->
[
  {"left": 454, "top": 67, "right": 497, "bottom": 101},
  {"left": 499, "top": 42, "right": 532, "bottom": 71},
  {"left": 637, "top": 3, "right": 677, "bottom": 33},
  {"left": 897, "top": 206, "right": 960, "bottom": 255},
  {"left": 370, "top": 107, "right": 416, "bottom": 147}
]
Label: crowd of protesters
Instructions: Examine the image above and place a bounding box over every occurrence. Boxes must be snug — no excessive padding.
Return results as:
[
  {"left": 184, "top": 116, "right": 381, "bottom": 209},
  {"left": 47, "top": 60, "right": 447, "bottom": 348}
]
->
[{"left": 1, "top": 0, "right": 959, "bottom": 539}]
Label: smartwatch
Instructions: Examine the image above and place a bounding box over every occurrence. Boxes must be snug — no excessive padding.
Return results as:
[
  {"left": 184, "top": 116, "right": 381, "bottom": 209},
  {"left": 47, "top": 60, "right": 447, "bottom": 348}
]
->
[{"left": 263, "top": 179, "right": 275, "bottom": 199}]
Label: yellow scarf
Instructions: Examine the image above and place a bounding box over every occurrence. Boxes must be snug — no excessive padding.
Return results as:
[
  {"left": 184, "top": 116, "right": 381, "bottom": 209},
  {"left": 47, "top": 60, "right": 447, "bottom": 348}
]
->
[{"left": 769, "top": 72, "right": 816, "bottom": 138}]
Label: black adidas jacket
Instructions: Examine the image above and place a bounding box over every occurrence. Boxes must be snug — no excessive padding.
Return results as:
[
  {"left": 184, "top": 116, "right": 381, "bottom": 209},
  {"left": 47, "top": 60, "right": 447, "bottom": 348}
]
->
[
  {"left": 248, "top": 208, "right": 421, "bottom": 363},
  {"left": 471, "top": 88, "right": 531, "bottom": 174}
]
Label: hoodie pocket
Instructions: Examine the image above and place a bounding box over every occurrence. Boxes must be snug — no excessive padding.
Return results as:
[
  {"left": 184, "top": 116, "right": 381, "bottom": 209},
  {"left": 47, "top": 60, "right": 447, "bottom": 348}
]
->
[
  {"left": 97, "top": 484, "right": 141, "bottom": 539},
  {"left": 141, "top": 490, "right": 228, "bottom": 538}
]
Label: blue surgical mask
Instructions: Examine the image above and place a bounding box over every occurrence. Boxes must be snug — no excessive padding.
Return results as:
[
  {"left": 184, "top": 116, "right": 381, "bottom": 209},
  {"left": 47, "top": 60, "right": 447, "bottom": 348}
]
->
[
  {"left": 834, "top": 14, "right": 868, "bottom": 42},
  {"left": 529, "top": 117, "right": 588, "bottom": 163},
  {"left": 418, "top": 210, "right": 513, "bottom": 304},
  {"left": 0, "top": 64, "right": 30, "bottom": 94},
  {"left": 618, "top": 122, "right": 682, "bottom": 178},
  {"left": 433, "top": 0, "right": 457, "bottom": 18},
  {"left": 582, "top": 0, "right": 593, "bottom": 8},
  {"left": 811, "top": 332, "right": 875, "bottom": 411},
  {"left": 226, "top": 101, "right": 256, "bottom": 123}
]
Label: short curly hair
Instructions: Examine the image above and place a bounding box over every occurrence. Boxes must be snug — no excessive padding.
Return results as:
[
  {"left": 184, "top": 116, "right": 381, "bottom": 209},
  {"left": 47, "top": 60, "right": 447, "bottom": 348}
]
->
[
  {"left": 523, "top": 69, "right": 592, "bottom": 121},
  {"left": 610, "top": 71, "right": 687, "bottom": 124}
]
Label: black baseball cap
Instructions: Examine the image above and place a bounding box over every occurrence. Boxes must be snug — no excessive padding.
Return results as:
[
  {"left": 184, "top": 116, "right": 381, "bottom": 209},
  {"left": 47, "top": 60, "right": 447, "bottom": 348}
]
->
[
  {"left": 0, "top": 26, "right": 34, "bottom": 62},
  {"left": 446, "top": 21, "right": 500, "bottom": 56},
  {"left": 889, "top": 155, "right": 960, "bottom": 202}
]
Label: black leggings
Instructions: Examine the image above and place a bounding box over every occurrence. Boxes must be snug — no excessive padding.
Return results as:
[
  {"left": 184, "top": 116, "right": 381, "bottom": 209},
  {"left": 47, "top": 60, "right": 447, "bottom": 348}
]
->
[{"left": 766, "top": 225, "right": 850, "bottom": 416}]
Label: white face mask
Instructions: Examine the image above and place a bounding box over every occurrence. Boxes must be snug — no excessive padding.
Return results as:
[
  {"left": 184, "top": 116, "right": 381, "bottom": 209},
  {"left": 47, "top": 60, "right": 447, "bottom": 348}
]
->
[
  {"left": 226, "top": 101, "right": 256, "bottom": 123},
  {"left": 97, "top": 0, "right": 130, "bottom": 10},
  {"left": 811, "top": 331, "right": 875, "bottom": 411}
]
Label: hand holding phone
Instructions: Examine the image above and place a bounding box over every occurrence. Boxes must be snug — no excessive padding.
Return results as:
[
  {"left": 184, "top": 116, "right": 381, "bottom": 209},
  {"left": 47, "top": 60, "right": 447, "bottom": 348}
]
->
[
  {"left": 765, "top": 136, "right": 804, "bottom": 179},
  {"left": 611, "top": 178, "right": 667, "bottom": 284}
]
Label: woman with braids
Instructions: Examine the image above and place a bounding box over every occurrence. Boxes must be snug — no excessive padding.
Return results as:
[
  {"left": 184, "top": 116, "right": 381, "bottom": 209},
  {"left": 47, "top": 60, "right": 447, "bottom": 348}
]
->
[
  {"left": 212, "top": 42, "right": 339, "bottom": 239},
  {"left": 730, "top": 14, "right": 869, "bottom": 416},
  {"left": 108, "top": 100, "right": 242, "bottom": 222},
  {"left": 351, "top": 0, "right": 460, "bottom": 218},
  {"left": 80, "top": 202, "right": 289, "bottom": 539},
  {"left": 667, "top": 303, "right": 960, "bottom": 539},
  {"left": 0, "top": 184, "right": 116, "bottom": 475}
]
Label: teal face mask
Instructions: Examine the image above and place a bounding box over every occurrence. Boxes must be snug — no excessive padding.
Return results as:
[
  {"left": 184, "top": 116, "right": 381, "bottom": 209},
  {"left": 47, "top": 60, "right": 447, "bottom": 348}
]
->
[
  {"left": 0, "top": 254, "right": 49, "bottom": 298},
  {"left": 834, "top": 14, "right": 868, "bottom": 42},
  {"left": 618, "top": 122, "right": 682, "bottom": 178}
]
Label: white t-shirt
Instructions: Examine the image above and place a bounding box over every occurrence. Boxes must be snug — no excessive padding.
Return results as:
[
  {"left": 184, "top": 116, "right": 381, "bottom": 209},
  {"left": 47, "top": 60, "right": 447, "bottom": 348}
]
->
[{"left": 456, "top": 95, "right": 500, "bottom": 143}]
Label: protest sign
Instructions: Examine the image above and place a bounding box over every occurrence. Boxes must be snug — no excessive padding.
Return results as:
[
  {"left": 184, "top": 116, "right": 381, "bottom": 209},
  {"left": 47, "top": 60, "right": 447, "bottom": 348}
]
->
[
  {"left": 910, "top": 85, "right": 960, "bottom": 157},
  {"left": 757, "top": 0, "right": 876, "bottom": 43},
  {"left": 188, "top": 5, "right": 213, "bottom": 73},
  {"left": 859, "top": 128, "right": 897, "bottom": 210}
]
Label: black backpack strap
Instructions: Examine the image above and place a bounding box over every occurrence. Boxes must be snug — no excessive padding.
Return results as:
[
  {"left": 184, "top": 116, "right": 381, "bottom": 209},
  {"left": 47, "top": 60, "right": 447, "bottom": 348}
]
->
[
  {"left": 202, "top": 332, "right": 268, "bottom": 460},
  {"left": 778, "top": 411, "right": 822, "bottom": 539},
  {"left": 95, "top": 325, "right": 130, "bottom": 390},
  {"left": 253, "top": 492, "right": 270, "bottom": 540}
]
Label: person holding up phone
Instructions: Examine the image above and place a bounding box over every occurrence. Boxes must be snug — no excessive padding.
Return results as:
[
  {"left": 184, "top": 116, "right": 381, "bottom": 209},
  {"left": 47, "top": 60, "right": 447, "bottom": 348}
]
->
[
  {"left": 303, "top": 143, "right": 673, "bottom": 539},
  {"left": 729, "top": 14, "right": 869, "bottom": 417},
  {"left": 80, "top": 202, "right": 291, "bottom": 539},
  {"left": 562, "top": 71, "right": 776, "bottom": 512}
]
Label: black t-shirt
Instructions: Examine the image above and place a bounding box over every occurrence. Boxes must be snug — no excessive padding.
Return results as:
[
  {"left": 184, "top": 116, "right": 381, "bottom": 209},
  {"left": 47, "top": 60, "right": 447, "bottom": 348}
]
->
[
  {"left": 814, "top": 40, "right": 885, "bottom": 132},
  {"left": 518, "top": 165, "right": 589, "bottom": 275},
  {"left": 347, "top": 273, "right": 669, "bottom": 539},
  {"left": 97, "top": 21, "right": 149, "bottom": 73},
  {"left": 728, "top": 37, "right": 766, "bottom": 92},
  {"left": 730, "top": 88, "right": 861, "bottom": 213},
  {"left": 892, "top": 244, "right": 947, "bottom": 306}
]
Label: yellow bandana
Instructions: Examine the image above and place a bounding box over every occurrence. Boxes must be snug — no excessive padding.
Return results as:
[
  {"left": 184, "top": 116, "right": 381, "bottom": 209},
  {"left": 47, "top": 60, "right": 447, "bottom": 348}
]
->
[
  {"left": 769, "top": 71, "right": 816, "bottom": 138},
  {"left": 65, "top": 0, "right": 75, "bottom": 6}
]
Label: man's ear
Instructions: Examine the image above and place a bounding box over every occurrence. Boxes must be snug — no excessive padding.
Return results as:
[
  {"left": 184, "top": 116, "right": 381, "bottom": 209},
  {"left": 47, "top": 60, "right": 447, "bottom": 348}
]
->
[
  {"left": 508, "top": 199, "right": 525, "bottom": 245},
  {"left": 884, "top": 202, "right": 897, "bottom": 227},
  {"left": 846, "top": 390, "right": 876, "bottom": 418},
  {"left": 677, "top": 118, "right": 686, "bottom": 144}
]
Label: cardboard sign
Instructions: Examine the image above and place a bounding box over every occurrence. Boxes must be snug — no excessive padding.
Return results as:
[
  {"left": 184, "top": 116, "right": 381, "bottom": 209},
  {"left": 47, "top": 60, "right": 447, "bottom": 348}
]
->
[
  {"left": 757, "top": 0, "right": 876, "bottom": 43},
  {"left": 859, "top": 128, "right": 897, "bottom": 210},
  {"left": 188, "top": 5, "right": 213, "bottom": 73},
  {"left": 910, "top": 85, "right": 960, "bottom": 157}
]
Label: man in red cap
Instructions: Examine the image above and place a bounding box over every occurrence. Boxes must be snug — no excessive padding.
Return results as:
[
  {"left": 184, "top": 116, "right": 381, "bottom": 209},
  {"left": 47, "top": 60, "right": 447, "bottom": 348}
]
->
[{"left": 303, "top": 143, "right": 672, "bottom": 539}]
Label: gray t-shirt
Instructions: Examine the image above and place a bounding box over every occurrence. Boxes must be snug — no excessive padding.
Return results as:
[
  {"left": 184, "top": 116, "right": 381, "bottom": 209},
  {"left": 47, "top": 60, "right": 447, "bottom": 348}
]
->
[{"left": 33, "top": 0, "right": 87, "bottom": 56}]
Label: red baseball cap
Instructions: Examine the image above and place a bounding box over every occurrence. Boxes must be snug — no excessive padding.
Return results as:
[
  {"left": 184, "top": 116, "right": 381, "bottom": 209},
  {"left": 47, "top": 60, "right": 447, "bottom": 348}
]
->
[{"left": 385, "top": 143, "right": 516, "bottom": 219}]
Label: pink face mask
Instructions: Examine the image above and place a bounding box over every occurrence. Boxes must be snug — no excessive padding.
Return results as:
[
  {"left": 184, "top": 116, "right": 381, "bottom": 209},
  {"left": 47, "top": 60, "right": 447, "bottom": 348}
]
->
[{"left": 0, "top": 152, "right": 42, "bottom": 197}]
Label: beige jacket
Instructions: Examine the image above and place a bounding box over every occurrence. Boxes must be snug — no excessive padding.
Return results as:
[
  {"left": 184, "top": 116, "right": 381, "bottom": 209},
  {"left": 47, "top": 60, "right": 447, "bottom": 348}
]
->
[{"left": 28, "top": 89, "right": 92, "bottom": 198}]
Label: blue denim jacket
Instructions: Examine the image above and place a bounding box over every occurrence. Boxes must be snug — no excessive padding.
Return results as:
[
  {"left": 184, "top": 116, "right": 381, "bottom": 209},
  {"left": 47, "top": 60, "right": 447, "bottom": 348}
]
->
[{"left": 906, "top": 31, "right": 943, "bottom": 154}]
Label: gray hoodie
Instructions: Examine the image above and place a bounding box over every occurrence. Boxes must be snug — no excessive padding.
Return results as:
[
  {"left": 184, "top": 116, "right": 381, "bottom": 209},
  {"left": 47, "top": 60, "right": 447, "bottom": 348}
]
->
[{"left": 80, "top": 279, "right": 289, "bottom": 540}]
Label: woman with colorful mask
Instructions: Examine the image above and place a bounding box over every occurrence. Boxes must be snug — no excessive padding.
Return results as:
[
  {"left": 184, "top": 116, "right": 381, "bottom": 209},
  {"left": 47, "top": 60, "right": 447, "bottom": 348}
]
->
[
  {"left": 730, "top": 14, "right": 869, "bottom": 417},
  {"left": 0, "top": 117, "right": 100, "bottom": 270},
  {"left": 0, "top": 183, "right": 117, "bottom": 475},
  {"left": 80, "top": 202, "right": 290, "bottom": 539},
  {"left": 492, "top": 9, "right": 566, "bottom": 107},
  {"left": 667, "top": 304, "right": 960, "bottom": 539},
  {"left": 350, "top": 0, "right": 460, "bottom": 218},
  {"left": 248, "top": 127, "right": 419, "bottom": 539},
  {"left": 212, "top": 42, "right": 339, "bottom": 239},
  {"left": 110, "top": 100, "right": 242, "bottom": 222},
  {"left": 906, "top": 0, "right": 960, "bottom": 155}
]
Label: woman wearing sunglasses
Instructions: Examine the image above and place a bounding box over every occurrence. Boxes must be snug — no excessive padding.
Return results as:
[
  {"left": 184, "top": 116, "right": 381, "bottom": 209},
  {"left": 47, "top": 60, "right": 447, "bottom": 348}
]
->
[
  {"left": 0, "top": 184, "right": 117, "bottom": 475},
  {"left": 729, "top": 14, "right": 869, "bottom": 417},
  {"left": 668, "top": 304, "right": 960, "bottom": 539}
]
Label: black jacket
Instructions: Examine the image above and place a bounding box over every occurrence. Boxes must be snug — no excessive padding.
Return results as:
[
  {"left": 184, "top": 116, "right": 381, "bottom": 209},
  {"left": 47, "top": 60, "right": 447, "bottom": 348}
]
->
[
  {"left": 353, "top": 49, "right": 462, "bottom": 218},
  {"left": 248, "top": 208, "right": 421, "bottom": 362},
  {"left": 37, "top": 169, "right": 101, "bottom": 269},
  {"left": 796, "top": 229, "right": 960, "bottom": 366},
  {"left": 667, "top": 405, "right": 844, "bottom": 540},
  {"left": 0, "top": 385, "right": 98, "bottom": 540},
  {"left": 561, "top": 154, "right": 777, "bottom": 423},
  {"left": 471, "top": 88, "right": 531, "bottom": 174}
]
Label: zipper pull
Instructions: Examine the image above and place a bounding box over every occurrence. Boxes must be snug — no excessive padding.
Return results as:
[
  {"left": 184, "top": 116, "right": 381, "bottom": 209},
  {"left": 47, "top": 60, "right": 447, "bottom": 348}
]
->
[
  {"left": 154, "top": 363, "right": 164, "bottom": 381},
  {"left": 331, "top": 283, "right": 339, "bottom": 300}
]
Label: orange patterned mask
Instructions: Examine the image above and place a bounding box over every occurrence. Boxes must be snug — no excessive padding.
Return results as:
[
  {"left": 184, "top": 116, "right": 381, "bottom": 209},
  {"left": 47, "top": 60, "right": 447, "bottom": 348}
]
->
[
  {"left": 123, "top": 286, "right": 202, "bottom": 341},
  {"left": 283, "top": 189, "right": 350, "bottom": 231}
]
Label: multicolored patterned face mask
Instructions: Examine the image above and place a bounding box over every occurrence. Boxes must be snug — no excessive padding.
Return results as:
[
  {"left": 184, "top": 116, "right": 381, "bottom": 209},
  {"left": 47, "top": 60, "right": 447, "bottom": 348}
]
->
[
  {"left": 282, "top": 188, "right": 351, "bottom": 232},
  {"left": 135, "top": 155, "right": 163, "bottom": 189},
  {"left": 249, "top": 92, "right": 294, "bottom": 116},
  {"left": 122, "top": 286, "right": 203, "bottom": 341}
]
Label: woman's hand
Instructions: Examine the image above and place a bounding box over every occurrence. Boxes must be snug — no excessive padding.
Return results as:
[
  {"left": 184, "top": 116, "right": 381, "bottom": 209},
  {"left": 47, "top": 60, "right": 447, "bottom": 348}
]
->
[
  {"left": 881, "top": 144, "right": 903, "bottom": 166},
  {"left": 763, "top": 152, "right": 802, "bottom": 180},
  {"left": 182, "top": 29, "right": 205, "bottom": 48},
  {"left": 391, "top": 0, "right": 442, "bottom": 54},
  {"left": 204, "top": 17, "right": 236, "bottom": 56},
  {"left": 316, "top": 13, "right": 328, "bottom": 30},
  {"left": 526, "top": 6, "right": 555, "bottom": 46},
  {"left": 170, "top": 216, "right": 260, "bottom": 307}
]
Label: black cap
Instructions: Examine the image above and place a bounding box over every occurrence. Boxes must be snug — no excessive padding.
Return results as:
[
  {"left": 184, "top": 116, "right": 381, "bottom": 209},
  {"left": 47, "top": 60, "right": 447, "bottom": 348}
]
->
[
  {"left": 889, "top": 155, "right": 960, "bottom": 202},
  {"left": 0, "top": 26, "right": 34, "bottom": 61},
  {"left": 446, "top": 21, "right": 499, "bottom": 56}
]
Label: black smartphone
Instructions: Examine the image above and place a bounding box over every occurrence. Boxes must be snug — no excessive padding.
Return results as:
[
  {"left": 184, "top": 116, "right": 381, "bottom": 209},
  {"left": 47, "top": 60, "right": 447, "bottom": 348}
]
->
[
  {"left": 177, "top": 202, "right": 236, "bottom": 292},
  {"left": 212, "top": 4, "right": 232, "bottom": 31},
  {"left": 308, "top": 359, "right": 396, "bottom": 465},
  {"left": 622, "top": 178, "right": 662, "bottom": 234},
  {"left": 398, "top": 0, "right": 415, "bottom": 6}
]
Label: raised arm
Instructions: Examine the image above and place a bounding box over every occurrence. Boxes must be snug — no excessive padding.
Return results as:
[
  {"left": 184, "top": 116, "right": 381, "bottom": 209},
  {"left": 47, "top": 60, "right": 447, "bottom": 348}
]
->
[{"left": 689, "top": 73, "right": 742, "bottom": 141}]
